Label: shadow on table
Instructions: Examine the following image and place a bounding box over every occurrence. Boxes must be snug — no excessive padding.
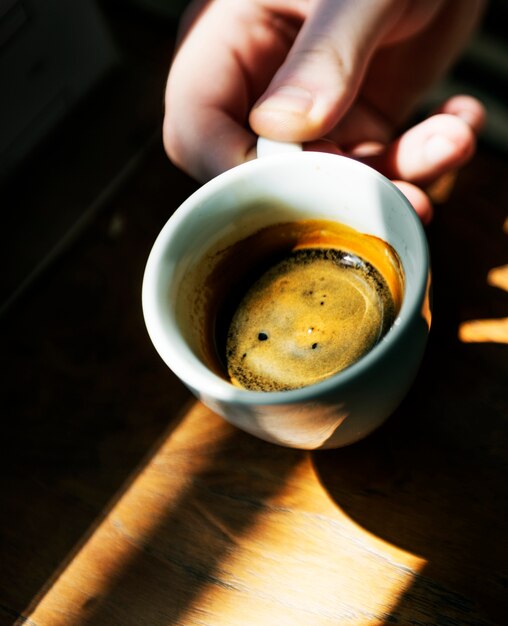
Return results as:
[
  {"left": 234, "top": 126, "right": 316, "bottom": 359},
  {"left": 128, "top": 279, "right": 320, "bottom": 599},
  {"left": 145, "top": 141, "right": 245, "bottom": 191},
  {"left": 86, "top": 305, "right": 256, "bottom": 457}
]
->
[
  {"left": 313, "top": 202, "right": 508, "bottom": 625},
  {"left": 313, "top": 346, "right": 508, "bottom": 624},
  {"left": 0, "top": 137, "right": 198, "bottom": 625}
]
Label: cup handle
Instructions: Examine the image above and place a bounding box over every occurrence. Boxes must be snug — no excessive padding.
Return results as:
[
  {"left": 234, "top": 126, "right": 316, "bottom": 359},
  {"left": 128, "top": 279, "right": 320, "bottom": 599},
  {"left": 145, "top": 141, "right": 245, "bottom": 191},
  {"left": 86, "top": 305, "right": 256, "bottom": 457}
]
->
[{"left": 256, "top": 137, "right": 303, "bottom": 159}]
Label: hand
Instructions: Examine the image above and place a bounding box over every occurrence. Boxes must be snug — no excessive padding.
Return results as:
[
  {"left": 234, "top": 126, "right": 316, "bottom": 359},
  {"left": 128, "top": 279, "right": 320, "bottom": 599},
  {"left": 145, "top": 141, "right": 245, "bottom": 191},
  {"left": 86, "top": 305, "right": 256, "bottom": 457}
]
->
[{"left": 164, "top": 0, "right": 486, "bottom": 223}]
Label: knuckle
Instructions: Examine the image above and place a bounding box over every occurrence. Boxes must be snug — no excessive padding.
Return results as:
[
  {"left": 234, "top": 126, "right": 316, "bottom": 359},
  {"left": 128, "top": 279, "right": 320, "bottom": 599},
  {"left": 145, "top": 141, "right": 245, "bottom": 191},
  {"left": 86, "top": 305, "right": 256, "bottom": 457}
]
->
[
  {"left": 163, "top": 115, "right": 188, "bottom": 171},
  {"left": 288, "top": 39, "right": 351, "bottom": 88}
]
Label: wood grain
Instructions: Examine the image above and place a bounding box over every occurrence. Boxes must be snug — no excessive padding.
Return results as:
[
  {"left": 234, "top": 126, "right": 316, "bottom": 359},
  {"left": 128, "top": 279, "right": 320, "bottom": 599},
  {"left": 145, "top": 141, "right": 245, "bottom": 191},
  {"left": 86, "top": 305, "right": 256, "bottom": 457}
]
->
[
  {"left": 24, "top": 389, "right": 507, "bottom": 626},
  {"left": 22, "top": 403, "right": 437, "bottom": 626}
]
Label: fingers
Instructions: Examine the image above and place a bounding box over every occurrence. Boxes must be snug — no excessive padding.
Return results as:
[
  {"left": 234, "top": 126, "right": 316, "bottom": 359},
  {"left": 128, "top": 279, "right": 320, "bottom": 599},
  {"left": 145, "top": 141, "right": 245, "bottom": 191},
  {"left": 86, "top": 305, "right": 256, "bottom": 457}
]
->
[
  {"left": 164, "top": 1, "right": 272, "bottom": 181},
  {"left": 433, "top": 94, "right": 486, "bottom": 133},
  {"left": 360, "top": 95, "right": 485, "bottom": 224},
  {"left": 249, "top": 0, "right": 406, "bottom": 142},
  {"left": 363, "top": 112, "right": 476, "bottom": 184},
  {"left": 164, "top": 105, "right": 256, "bottom": 181},
  {"left": 392, "top": 181, "right": 434, "bottom": 225},
  {"left": 164, "top": 14, "right": 252, "bottom": 181}
]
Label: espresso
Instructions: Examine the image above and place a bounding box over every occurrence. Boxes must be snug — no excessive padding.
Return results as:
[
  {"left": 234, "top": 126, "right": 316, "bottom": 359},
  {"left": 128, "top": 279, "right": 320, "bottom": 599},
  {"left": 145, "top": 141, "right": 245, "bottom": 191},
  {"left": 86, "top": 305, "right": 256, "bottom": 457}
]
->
[
  {"left": 226, "top": 248, "right": 395, "bottom": 391},
  {"left": 180, "top": 218, "right": 404, "bottom": 391}
]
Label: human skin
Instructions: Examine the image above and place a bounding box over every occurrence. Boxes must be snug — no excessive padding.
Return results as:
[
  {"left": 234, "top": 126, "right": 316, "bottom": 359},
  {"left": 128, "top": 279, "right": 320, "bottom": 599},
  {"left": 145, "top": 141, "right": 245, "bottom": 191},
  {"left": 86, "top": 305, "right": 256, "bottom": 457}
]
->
[{"left": 164, "top": 0, "right": 486, "bottom": 223}]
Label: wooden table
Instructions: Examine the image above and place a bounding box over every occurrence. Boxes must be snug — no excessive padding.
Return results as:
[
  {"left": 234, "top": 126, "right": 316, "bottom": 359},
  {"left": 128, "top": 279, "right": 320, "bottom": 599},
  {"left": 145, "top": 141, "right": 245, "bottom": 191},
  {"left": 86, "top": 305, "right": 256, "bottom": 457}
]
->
[{"left": 1, "top": 138, "right": 507, "bottom": 626}]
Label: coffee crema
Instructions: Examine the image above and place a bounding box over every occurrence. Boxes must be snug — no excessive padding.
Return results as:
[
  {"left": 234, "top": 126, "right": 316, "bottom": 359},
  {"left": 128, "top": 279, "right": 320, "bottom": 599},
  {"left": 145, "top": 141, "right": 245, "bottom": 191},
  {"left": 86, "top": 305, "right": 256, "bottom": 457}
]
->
[
  {"left": 226, "top": 247, "right": 396, "bottom": 390},
  {"left": 183, "top": 219, "right": 404, "bottom": 392}
]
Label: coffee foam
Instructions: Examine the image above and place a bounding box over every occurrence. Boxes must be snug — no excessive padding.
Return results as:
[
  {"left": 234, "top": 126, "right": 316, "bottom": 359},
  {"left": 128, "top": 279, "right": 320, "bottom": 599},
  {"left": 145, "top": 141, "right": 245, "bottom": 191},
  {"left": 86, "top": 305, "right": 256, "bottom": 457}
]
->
[{"left": 226, "top": 248, "right": 395, "bottom": 391}]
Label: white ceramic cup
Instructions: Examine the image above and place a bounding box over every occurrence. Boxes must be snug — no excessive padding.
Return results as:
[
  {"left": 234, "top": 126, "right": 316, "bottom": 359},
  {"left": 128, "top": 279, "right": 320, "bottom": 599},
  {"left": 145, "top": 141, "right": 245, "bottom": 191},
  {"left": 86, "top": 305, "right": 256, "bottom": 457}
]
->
[{"left": 142, "top": 141, "right": 431, "bottom": 449}]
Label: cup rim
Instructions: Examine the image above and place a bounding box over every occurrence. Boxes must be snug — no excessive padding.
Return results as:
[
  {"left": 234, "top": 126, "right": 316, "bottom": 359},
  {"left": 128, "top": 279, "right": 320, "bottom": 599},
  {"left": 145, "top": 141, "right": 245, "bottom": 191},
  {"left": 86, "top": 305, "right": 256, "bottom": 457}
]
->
[{"left": 142, "top": 151, "right": 429, "bottom": 405}]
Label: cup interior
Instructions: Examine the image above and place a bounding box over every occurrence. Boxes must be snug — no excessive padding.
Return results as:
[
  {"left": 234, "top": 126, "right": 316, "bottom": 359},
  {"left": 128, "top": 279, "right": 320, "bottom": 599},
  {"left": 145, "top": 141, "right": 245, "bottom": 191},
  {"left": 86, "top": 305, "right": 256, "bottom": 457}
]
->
[{"left": 142, "top": 152, "right": 428, "bottom": 401}]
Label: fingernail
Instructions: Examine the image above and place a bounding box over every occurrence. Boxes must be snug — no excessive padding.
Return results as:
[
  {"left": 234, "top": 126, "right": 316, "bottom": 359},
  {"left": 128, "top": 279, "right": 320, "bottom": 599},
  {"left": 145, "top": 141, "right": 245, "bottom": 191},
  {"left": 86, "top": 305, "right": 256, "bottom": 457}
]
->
[
  {"left": 425, "top": 135, "right": 457, "bottom": 164},
  {"left": 255, "top": 86, "right": 314, "bottom": 115}
]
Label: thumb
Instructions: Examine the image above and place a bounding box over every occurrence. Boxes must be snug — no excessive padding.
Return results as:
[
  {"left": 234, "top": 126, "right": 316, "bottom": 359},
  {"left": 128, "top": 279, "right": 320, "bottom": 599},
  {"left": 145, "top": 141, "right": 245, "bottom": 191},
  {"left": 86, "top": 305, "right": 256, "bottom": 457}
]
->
[{"left": 249, "top": 0, "right": 404, "bottom": 142}]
